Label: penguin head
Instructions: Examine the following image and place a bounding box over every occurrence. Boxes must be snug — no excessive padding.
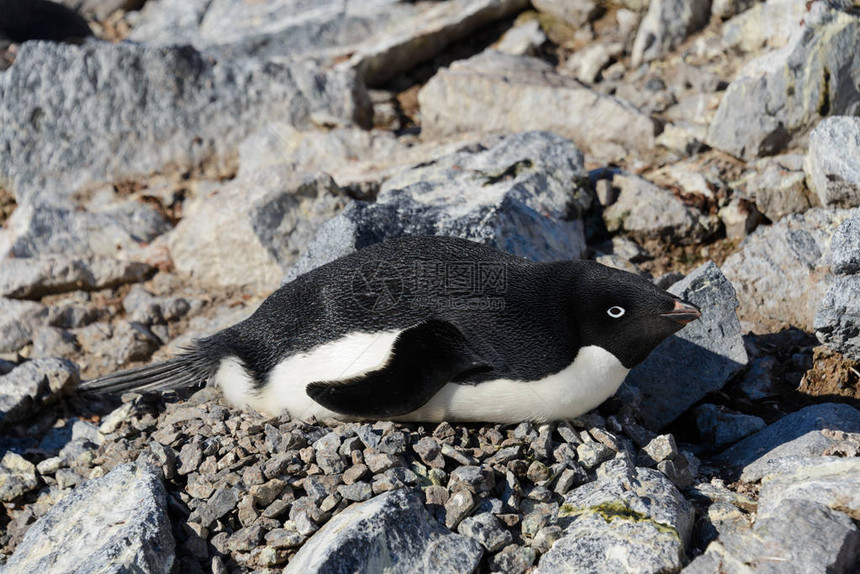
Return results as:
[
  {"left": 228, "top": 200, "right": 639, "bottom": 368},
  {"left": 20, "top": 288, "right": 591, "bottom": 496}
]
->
[{"left": 571, "top": 262, "right": 700, "bottom": 369}]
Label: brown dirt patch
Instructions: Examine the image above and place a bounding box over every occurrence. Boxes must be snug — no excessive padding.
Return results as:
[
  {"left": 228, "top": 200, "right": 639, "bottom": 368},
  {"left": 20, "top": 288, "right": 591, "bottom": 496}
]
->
[
  {"left": 0, "top": 186, "right": 16, "bottom": 227},
  {"left": 637, "top": 236, "right": 742, "bottom": 277},
  {"left": 800, "top": 346, "right": 860, "bottom": 401}
]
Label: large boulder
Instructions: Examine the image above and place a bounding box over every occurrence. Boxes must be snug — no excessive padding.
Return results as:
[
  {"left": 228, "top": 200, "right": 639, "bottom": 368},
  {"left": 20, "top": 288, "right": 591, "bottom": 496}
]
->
[
  {"left": 723, "top": 208, "right": 853, "bottom": 331},
  {"left": 0, "top": 40, "right": 370, "bottom": 204},
  {"left": 706, "top": 5, "right": 860, "bottom": 160},
  {"left": 538, "top": 456, "right": 694, "bottom": 573},
  {"left": 285, "top": 131, "right": 591, "bottom": 282},
  {"left": 418, "top": 51, "right": 658, "bottom": 162},
  {"left": 2, "top": 462, "right": 175, "bottom": 574},
  {"left": 283, "top": 488, "right": 483, "bottom": 574},
  {"left": 622, "top": 262, "right": 748, "bottom": 430},
  {"left": 804, "top": 116, "right": 860, "bottom": 208},
  {"left": 168, "top": 170, "right": 345, "bottom": 291},
  {"left": 129, "top": 0, "right": 529, "bottom": 86}
]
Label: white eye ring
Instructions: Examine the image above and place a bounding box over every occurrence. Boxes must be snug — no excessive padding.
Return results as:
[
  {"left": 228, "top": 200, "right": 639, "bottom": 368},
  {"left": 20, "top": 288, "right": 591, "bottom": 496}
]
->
[{"left": 607, "top": 306, "right": 626, "bottom": 318}]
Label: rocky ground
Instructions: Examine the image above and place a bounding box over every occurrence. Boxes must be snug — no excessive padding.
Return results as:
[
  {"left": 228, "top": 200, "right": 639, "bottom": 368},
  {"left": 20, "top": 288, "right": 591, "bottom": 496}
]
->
[{"left": 1, "top": 0, "right": 860, "bottom": 572}]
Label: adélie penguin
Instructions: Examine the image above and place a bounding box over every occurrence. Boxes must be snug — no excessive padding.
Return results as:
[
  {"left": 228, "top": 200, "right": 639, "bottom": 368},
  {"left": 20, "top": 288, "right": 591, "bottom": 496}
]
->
[{"left": 79, "top": 236, "right": 701, "bottom": 423}]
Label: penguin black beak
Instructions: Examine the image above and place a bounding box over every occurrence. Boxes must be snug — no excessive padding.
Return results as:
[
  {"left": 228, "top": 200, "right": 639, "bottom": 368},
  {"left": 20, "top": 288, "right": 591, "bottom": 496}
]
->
[{"left": 660, "top": 300, "right": 701, "bottom": 325}]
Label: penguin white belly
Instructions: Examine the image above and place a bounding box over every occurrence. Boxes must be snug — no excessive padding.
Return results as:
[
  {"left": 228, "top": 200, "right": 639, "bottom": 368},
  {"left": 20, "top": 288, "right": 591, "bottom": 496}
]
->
[
  {"left": 400, "top": 346, "right": 630, "bottom": 423},
  {"left": 214, "top": 330, "right": 401, "bottom": 419},
  {"left": 215, "top": 334, "right": 629, "bottom": 423}
]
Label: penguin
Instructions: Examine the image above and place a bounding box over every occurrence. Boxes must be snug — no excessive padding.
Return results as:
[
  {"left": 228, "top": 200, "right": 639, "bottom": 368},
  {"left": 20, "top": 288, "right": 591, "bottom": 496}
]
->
[
  {"left": 0, "top": 0, "right": 93, "bottom": 44},
  {"left": 79, "top": 236, "right": 701, "bottom": 423}
]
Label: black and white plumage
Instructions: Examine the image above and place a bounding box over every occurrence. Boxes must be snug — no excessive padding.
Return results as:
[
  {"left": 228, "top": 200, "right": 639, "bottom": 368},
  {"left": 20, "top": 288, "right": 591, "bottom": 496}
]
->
[{"left": 80, "top": 236, "right": 700, "bottom": 423}]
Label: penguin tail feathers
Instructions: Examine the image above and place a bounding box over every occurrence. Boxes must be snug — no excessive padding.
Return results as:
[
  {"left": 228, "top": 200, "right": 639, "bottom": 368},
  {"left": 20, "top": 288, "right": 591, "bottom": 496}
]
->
[{"left": 78, "top": 347, "right": 219, "bottom": 397}]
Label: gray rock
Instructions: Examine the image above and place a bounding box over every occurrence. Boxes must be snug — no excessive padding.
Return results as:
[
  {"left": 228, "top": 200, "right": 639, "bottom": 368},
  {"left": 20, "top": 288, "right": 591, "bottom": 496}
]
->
[
  {"left": 736, "top": 154, "right": 815, "bottom": 222},
  {"left": 720, "top": 0, "right": 808, "bottom": 53},
  {"left": 0, "top": 298, "right": 47, "bottom": 353},
  {"left": 603, "top": 174, "right": 713, "bottom": 245},
  {"left": 457, "top": 512, "right": 513, "bottom": 552},
  {"left": 622, "top": 262, "right": 748, "bottom": 429},
  {"left": 0, "top": 40, "right": 369, "bottom": 203},
  {"left": 418, "top": 51, "right": 657, "bottom": 161},
  {"left": 58, "top": 0, "right": 130, "bottom": 20},
  {"left": 193, "top": 487, "right": 240, "bottom": 529},
  {"left": 1, "top": 200, "right": 170, "bottom": 260},
  {"left": 3, "top": 462, "right": 175, "bottom": 573},
  {"left": 284, "top": 489, "right": 483, "bottom": 574},
  {"left": 541, "top": 456, "right": 694, "bottom": 573},
  {"left": 0, "top": 358, "right": 79, "bottom": 426},
  {"left": 0, "top": 255, "right": 153, "bottom": 300},
  {"left": 130, "top": 0, "right": 528, "bottom": 86},
  {"left": 284, "top": 131, "right": 591, "bottom": 281},
  {"left": 815, "top": 275, "right": 860, "bottom": 361},
  {"left": 757, "top": 457, "right": 860, "bottom": 519},
  {"left": 533, "top": 0, "right": 599, "bottom": 28},
  {"left": 169, "top": 170, "right": 345, "bottom": 290},
  {"left": 494, "top": 18, "right": 547, "bottom": 56},
  {"left": 631, "top": 0, "right": 711, "bottom": 67},
  {"left": 0, "top": 452, "right": 39, "bottom": 502},
  {"left": 714, "top": 403, "right": 860, "bottom": 478},
  {"left": 711, "top": 0, "right": 756, "bottom": 20},
  {"left": 695, "top": 404, "right": 766, "bottom": 450},
  {"left": 445, "top": 489, "right": 477, "bottom": 529},
  {"left": 804, "top": 116, "right": 860, "bottom": 208},
  {"left": 489, "top": 544, "right": 537, "bottom": 574},
  {"left": 706, "top": 5, "right": 860, "bottom": 160},
  {"left": 723, "top": 208, "right": 853, "bottom": 330},
  {"left": 830, "top": 209, "right": 860, "bottom": 274},
  {"left": 687, "top": 499, "right": 860, "bottom": 574}
]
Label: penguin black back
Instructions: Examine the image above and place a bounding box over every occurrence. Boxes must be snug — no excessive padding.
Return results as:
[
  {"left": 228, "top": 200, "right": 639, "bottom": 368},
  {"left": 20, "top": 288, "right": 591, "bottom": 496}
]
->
[
  {"left": 80, "top": 236, "right": 700, "bottom": 423},
  {"left": 0, "top": 0, "right": 93, "bottom": 44}
]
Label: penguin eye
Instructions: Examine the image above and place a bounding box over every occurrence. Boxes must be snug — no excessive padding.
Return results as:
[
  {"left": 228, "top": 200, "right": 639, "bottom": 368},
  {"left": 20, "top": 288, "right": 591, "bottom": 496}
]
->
[{"left": 607, "top": 306, "right": 626, "bottom": 319}]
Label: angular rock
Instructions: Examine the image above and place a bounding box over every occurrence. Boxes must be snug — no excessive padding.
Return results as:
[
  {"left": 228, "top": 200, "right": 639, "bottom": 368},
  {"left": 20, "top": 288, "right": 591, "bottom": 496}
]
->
[
  {"left": 418, "top": 51, "right": 657, "bottom": 161},
  {"left": 631, "top": 0, "right": 711, "bottom": 67},
  {"left": 686, "top": 499, "right": 860, "bottom": 574},
  {"left": 720, "top": 0, "right": 807, "bottom": 52},
  {"left": 285, "top": 131, "right": 591, "bottom": 281},
  {"left": 283, "top": 489, "right": 483, "bottom": 574},
  {"left": 713, "top": 403, "right": 860, "bottom": 478},
  {"left": 1, "top": 200, "right": 170, "bottom": 260},
  {"left": 495, "top": 18, "right": 547, "bottom": 56},
  {"left": 3, "top": 462, "right": 175, "bottom": 573},
  {"left": 540, "top": 457, "right": 694, "bottom": 573},
  {"left": 533, "top": 0, "right": 599, "bottom": 28},
  {"left": 603, "top": 173, "right": 712, "bottom": 245},
  {"left": 169, "top": 171, "right": 345, "bottom": 290},
  {"left": 736, "top": 154, "right": 815, "bottom": 222},
  {"left": 457, "top": 512, "right": 513, "bottom": 552},
  {"left": 0, "top": 298, "right": 47, "bottom": 353},
  {"left": 695, "top": 404, "right": 766, "bottom": 450},
  {"left": 815, "top": 275, "right": 860, "bottom": 361},
  {"left": 829, "top": 209, "right": 860, "bottom": 275},
  {"left": 0, "top": 40, "right": 370, "bottom": 203},
  {"left": 723, "top": 208, "right": 853, "bottom": 330},
  {"left": 805, "top": 116, "right": 860, "bottom": 208},
  {"left": 706, "top": 5, "right": 860, "bottom": 160},
  {"left": 131, "top": 0, "right": 528, "bottom": 86},
  {"left": 0, "top": 358, "right": 79, "bottom": 426},
  {"left": 0, "top": 255, "right": 154, "bottom": 300},
  {"left": 622, "top": 262, "right": 748, "bottom": 429},
  {"left": 0, "top": 452, "right": 39, "bottom": 502}
]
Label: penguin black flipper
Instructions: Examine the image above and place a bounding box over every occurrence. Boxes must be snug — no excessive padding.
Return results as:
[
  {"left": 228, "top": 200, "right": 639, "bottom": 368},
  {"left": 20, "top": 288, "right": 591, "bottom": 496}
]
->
[{"left": 306, "top": 320, "right": 491, "bottom": 418}]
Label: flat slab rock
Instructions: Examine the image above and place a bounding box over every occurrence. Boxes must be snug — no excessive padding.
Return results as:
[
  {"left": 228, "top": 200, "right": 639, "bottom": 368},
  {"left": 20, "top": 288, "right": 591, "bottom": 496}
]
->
[
  {"left": 0, "top": 358, "right": 79, "bottom": 427},
  {"left": 284, "top": 488, "right": 483, "bottom": 574},
  {"left": 622, "top": 261, "right": 748, "bottom": 430},
  {"left": 2, "top": 462, "right": 175, "bottom": 574},
  {"left": 284, "top": 131, "right": 590, "bottom": 282},
  {"left": 712, "top": 402, "right": 860, "bottom": 479}
]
